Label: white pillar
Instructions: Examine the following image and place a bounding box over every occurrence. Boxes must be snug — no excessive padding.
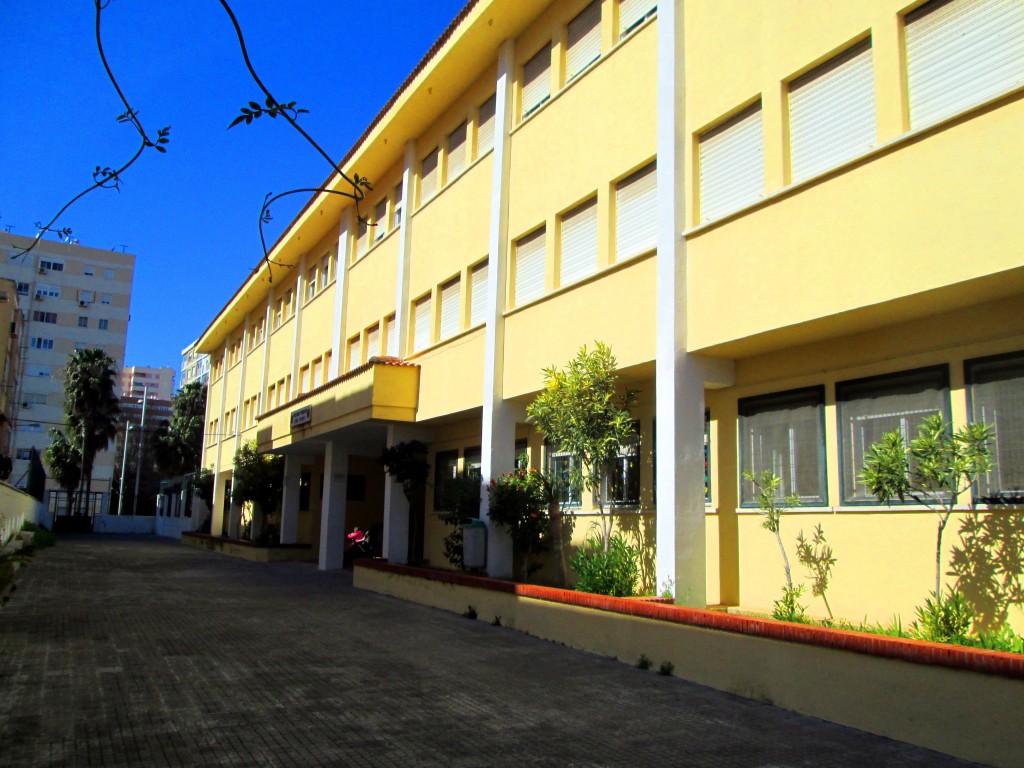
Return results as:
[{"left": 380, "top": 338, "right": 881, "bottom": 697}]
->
[
  {"left": 478, "top": 38, "right": 517, "bottom": 579},
  {"left": 655, "top": 0, "right": 706, "bottom": 607},
  {"left": 279, "top": 454, "right": 306, "bottom": 545},
  {"left": 393, "top": 141, "right": 417, "bottom": 357},
  {"left": 319, "top": 440, "right": 348, "bottom": 571},
  {"left": 329, "top": 211, "right": 353, "bottom": 379},
  {"left": 227, "top": 498, "right": 242, "bottom": 539}
]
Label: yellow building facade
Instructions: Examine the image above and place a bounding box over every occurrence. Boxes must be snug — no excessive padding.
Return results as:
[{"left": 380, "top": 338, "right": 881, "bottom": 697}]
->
[{"left": 198, "top": 0, "right": 1024, "bottom": 627}]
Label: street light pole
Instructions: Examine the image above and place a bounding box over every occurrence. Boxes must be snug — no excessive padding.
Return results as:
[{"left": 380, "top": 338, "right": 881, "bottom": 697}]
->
[
  {"left": 116, "top": 422, "right": 133, "bottom": 516},
  {"left": 131, "top": 384, "right": 148, "bottom": 518}
]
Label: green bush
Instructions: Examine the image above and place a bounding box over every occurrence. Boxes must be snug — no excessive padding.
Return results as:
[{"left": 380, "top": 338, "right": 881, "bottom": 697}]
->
[
  {"left": 21, "top": 521, "right": 56, "bottom": 549},
  {"left": 570, "top": 532, "right": 639, "bottom": 597},
  {"left": 772, "top": 584, "right": 809, "bottom": 623},
  {"left": 911, "top": 589, "right": 973, "bottom": 644}
]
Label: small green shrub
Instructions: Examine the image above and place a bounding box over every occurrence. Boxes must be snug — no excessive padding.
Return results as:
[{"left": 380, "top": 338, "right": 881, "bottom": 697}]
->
[
  {"left": 462, "top": 605, "right": 477, "bottom": 620},
  {"left": 911, "top": 589, "right": 973, "bottom": 644},
  {"left": 570, "top": 532, "right": 639, "bottom": 597},
  {"left": 22, "top": 522, "right": 56, "bottom": 549},
  {"left": 657, "top": 661, "right": 674, "bottom": 676},
  {"left": 973, "top": 624, "right": 1024, "bottom": 654},
  {"left": 636, "top": 654, "right": 652, "bottom": 670},
  {"left": 772, "top": 584, "right": 808, "bottom": 623}
]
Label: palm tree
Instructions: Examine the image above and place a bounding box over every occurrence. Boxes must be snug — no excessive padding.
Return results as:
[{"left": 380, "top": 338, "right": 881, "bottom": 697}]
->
[
  {"left": 42, "top": 428, "right": 82, "bottom": 515},
  {"left": 61, "top": 349, "right": 120, "bottom": 515}
]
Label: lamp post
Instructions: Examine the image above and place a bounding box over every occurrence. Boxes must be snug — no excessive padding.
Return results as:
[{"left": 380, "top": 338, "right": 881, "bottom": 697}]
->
[
  {"left": 116, "top": 422, "right": 133, "bottom": 516},
  {"left": 131, "top": 384, "right": 148, "bottom": 517}
]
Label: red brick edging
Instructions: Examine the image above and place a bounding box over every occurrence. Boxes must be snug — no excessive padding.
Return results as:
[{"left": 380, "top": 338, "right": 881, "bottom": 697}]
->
[{"left": 356, "top": 559, "right": 1024, "bottom": 680}]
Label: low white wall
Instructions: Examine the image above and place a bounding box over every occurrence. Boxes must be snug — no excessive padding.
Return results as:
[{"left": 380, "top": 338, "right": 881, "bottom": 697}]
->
[
  {"left": 154, "top": 513, "right": 202, "bottom": 540},
  {"left": 92, "top": 515, "right": 156, "bottom": 534},
  {"left": 0, "top": 483, "right": 49, "bottom": 545}
]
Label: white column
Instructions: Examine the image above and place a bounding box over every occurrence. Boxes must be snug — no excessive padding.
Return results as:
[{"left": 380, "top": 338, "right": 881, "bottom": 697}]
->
[
  {"left": 260, "top": 293, "right": 272, "bottom": 410},
  {"left": 655, "top": 0, "right": 705, "bottom": 606},
  {"left": 319, "top": 440, "right": 348, "bottom": 571},
  {"left": 393, "top": 141, "right": 417, "bottom": 357},
  {"left": 279, "top": 453, "right": 306, "bottom": 545},
  {"left": 213, "top": 337, "right": 230, "bottom": 536},
  {"left": 329, "top": 211, "right": 353, "bottom": 379},
  {"left": 478, "top": 38, "right": 517, "bottom": 579},
  {"left": 290, "top": 253, "right": 306, "bottom": 397}
]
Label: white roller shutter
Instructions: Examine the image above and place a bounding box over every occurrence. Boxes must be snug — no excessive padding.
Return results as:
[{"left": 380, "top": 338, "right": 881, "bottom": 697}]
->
[
  {"left": 699, "top": 102, "right": 764, "bottom": 224},
  {"left": 374, "top": 198, "right": 388, "bottom": 241},
  {"left": 393, "top": 183, "right": 403, "bottom": 225},
  {"left": 470, "top": 260, "right": 488, "bottom": 326},
  {"left": 448, "top": 121, "right": 468, "bottom": 179},
  {"left": 522, "top": 44, "right": 551, "bottom": 118},
  {"left": 619, "top": 0, "right": 656, "bottom": 39},
  {"left": 906, "top": 0, "right": 1024, "bottom": 128},
  {"left": 413, "top": 295, "right": 431, "bottom": 352},
  {"left": 478, "top": 95, "right": 496, "bottom": 155},
  {"left": 439, "top": 278, "right": 461, "bottom": 340},
  {"left": 348, "top": 336, "right": 361, "bottom": 372},
  {"left": 366, "top": 325, "right": 380, "bottom": 359},
  {"left": 515, "top": 229, "right": 546, "bottom": 306},
  {"left": 615, "top": 162, "right": 656, "bottom": 260},
  {"left": 356, "top": 218, "right": 369, "bottom": 258},
  {"left": 560, "top": 198, "right": 598, "bottom": 287},
  {"left": 386, "top": 315, "right": 398, "bottom": 357},
  {"left": 567, "top": 1, "right": 601, "bottom": 81},
  {"left": 789, "top": 40, "right": 876, "bottom": 183},
  {"left": 420, "top": 148, "right": 439, "bottom": 202}
]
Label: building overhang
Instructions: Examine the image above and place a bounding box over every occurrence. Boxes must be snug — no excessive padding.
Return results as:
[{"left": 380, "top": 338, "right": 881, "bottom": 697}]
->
[{"left": 254, "top": 357, "right": 419, "bottom": 453}]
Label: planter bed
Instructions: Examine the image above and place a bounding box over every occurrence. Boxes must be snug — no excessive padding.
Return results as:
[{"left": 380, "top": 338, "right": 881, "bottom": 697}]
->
[
  {"left": 355, "top": 559, "right": 1024, "bottom": 768},
  {"left": 181, "top": 532, "right": 314, "bottom": 563}
]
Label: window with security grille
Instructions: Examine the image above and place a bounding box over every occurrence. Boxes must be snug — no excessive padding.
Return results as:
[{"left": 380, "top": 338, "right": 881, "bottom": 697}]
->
[
  {"left": 740, "top": 387, "right": 827, "bottom": 506},
  {"left": 966, "top": 351, "right": 1024, "bottom": 502},
  {"left": 837, "top": 366, "right": 950, "bottom": 504}
]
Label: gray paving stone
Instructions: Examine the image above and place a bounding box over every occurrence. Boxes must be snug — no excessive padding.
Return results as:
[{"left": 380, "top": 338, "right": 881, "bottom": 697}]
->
[{"left": 0, "top": 535, "right": 988, "bottom": 767}]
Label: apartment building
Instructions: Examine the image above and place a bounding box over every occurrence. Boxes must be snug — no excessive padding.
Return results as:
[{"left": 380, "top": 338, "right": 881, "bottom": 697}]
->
[
  {"left": 0, "top": 232, "right": 135, "bottom": 511},
  {"left": 197, "top": 0, "right": 1024, "bottom": 625},
  {"left": 122, "top": 365, "right": 175, "bottom": 400},
  {"left": 0, "top": 279, "right": 25, "bottom": 473},
  {"left": 180, "top": 340, "right": 210, "bottom": 387}
]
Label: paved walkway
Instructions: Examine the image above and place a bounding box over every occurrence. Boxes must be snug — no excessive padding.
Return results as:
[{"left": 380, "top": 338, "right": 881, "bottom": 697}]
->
[{"left": 0, "top": 536, "right": 986, "bottom": 767}]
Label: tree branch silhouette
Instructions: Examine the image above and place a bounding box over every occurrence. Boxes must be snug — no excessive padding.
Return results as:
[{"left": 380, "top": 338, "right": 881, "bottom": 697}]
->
[{"left": 11, "top": 0, "right": 170, "bottom": 262}]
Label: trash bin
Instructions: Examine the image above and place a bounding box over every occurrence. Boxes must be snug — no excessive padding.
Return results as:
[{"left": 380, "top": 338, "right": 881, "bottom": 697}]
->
[{"left": 461, "top": 518, "right": 487, "bottom": 569}]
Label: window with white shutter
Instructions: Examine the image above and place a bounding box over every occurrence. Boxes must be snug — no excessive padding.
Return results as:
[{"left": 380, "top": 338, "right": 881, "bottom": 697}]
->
[
  {"left": 439, "top": 278, "right": 461, "bottom": 340},
  {"left": 393, "top": 183, "right": 404, "bottom": 225},
  {"left": 311, "top": 357, "right": 323, "bottom": 388},
  {"left": 413, "top": 295, "right": 432, "bottom": 352},
  {"left": 348, "top": 336, "right": 361, "bottom": 372},
  {"left": 420, "top": 148, "right": 439, "bottom": 203},
  {"left": 789, "top": 39, "right": 876, "bottom": 183},
  {"left": 356, "top": 217, "right": 369, "bottom": 258},
  {"left": 447, "top": 121, "right": 468, "bottom": 180},
  {"left": 470, "top": 260, "right": 488, "bottom": 326},
  {"left": 386, "top": 315, "right": 398, "bottom": 357},
  {"left": 567, "top": 1, "right": 601, "bottom": 81},
  {"left": 615, "top": 162, "right": 656, "bottom": 260},
  {"left": 514, "top": 228, "right": 546, "bottom": 307},
  {"left": 374, "top": 199, "right": 388, "bottom": 241},
  {"left": 477, "top": 94, "right": 496, "bottom": 156},
  {"left": 699, "top": 102, "right": 764, "bottom": 223},
  {"left": 906, "top": 0, "right": 1024, "bottom": 128},
  {"left": 559, "top": 198, "right": 598, "bottom": 287},
  {"left": 522, "top": 44, "right": 551, "bottom": 118},
  {"left": 619, "top": 0, "right": 656, "bottom": 39},
  {"left": 366, "top": 325, "right": 380, "bottom": 359}
]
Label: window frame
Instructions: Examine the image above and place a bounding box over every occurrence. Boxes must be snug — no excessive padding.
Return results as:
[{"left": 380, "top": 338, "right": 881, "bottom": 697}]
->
[
  {"left": 739, "top": 386, "right": 828, "bottom": 508},
  {"left": 965, "top": 350, "right": 1024, "bottom": 503},
  {"left": 836, "top": 365, "right": 951, "bottom": 506}
]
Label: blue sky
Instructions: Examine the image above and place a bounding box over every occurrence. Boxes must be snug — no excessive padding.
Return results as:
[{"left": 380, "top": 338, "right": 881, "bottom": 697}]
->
[{"left": 1, "top": 0, "right": 467, "bottom": 383}]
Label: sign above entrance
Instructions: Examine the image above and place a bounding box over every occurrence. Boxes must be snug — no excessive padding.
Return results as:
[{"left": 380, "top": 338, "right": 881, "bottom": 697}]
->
[{"left": 290, "top": 406, "right": 312, "bottom": 430}]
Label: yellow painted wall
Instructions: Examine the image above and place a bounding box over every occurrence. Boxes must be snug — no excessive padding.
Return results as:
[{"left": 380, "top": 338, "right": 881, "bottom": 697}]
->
[
  {"left": 707, "top": 299, "right": 1024, "bottom": 630},
  {"left": 503, "top": 256, "right": 656, "bottom": 398},
  {"left": 345, "top": 238, "right": 399, "bottom": 343},
  {"left": 414, "top": 329, "right": 487, "bottom": 422}
]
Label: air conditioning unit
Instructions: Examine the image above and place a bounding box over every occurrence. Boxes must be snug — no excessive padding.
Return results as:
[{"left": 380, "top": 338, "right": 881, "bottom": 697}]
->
[
  {"left": 79, "top": 300, "right": 89, "bottom": 307},
  {"left": 37, "top": 267, "right": 47, "bottom": 274},
  {"left": 34, "top": 293, "right": 43, "bottom": 301},
  {"left": 21, "top": 403, "right": 31, "bottom": 409}
]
